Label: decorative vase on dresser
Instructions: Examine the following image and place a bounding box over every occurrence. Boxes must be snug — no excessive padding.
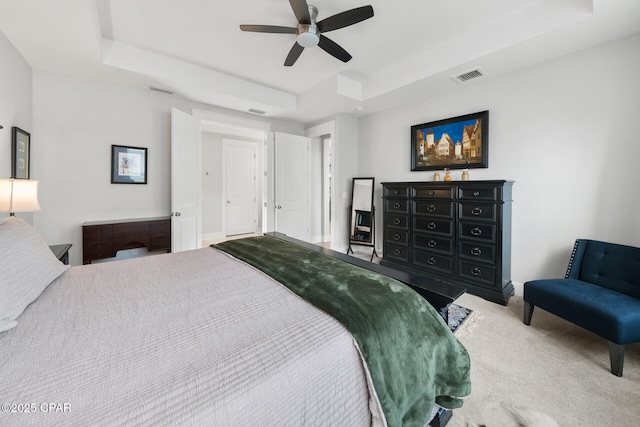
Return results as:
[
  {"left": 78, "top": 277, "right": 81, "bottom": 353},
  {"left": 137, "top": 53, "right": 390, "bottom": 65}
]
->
[{"left": 381, "top": 180, "right": 514, "bottom": 304}]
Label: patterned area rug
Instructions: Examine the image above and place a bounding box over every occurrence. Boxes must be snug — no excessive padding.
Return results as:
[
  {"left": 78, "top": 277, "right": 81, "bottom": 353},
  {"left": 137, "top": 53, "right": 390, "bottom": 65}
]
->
[{"left": 448, "top": 304, "right": 476, "bottom": 336}]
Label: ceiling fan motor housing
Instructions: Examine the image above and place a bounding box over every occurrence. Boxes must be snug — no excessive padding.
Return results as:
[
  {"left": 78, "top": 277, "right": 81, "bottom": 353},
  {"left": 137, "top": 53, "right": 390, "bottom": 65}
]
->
[{"left": 296, "top": 5, "right": 319, "bottom": 47}]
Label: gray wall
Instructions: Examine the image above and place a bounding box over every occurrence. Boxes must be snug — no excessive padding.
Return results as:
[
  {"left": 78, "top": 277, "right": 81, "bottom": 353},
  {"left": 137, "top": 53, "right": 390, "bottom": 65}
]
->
[{"left": 358, "top": 33, "right": 640, "bottom": 293}]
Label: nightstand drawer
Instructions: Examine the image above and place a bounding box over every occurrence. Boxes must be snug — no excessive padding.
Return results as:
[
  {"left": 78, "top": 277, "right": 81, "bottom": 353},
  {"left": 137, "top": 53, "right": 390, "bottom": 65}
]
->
[{"left": 83, "top": 225, "right": 113, "bottom": 236}]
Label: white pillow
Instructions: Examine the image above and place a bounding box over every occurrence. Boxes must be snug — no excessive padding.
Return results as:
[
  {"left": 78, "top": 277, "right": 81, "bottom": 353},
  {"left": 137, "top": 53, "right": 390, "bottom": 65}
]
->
[{"left": 0, "top": 217, "right": 69, "bottom": 332}]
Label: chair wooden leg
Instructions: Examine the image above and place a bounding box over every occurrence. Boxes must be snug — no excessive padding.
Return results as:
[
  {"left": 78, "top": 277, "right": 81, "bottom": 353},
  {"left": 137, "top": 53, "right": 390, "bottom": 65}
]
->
[
  {"left": 523, "top": 302, "right": 534, "bottom": 325},
  {"left": 609, "top": 342, "right": 624, "bottom": 377}
]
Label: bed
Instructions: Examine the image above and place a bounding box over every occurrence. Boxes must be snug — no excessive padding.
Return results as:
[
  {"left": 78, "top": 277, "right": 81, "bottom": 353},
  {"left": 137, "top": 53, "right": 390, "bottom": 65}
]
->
[{"left": 0, "top": 217, "right": 470, "bottom": 426}]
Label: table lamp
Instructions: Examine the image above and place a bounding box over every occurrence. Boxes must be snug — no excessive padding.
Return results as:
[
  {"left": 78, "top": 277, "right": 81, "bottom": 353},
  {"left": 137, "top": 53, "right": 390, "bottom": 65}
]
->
[{"left": 0, "top": 179, "right": 41, "bottom": 216}]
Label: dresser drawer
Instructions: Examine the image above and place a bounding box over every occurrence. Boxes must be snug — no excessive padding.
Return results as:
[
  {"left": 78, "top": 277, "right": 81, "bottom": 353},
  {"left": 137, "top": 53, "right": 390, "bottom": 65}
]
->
[
  {"left": 412, "top": 186, "right": 454, "bottom": 199},
  {"left": 386, "top": 229, "right": 409, "bottom": 246},
  {"left": 413, "top": 200, "right": 454, "bottom": 218},
  {"left": 459, "top": 241, "right": 496, "bottom": 263},
  {"left": 83, "top": 224, "right": 114, "bottom": 236},
  {"left": 83, "top": 241, "right": 114, "bottom": 261},
  {"left": 414, "top": 234, "right": 454, "bottom": 255},
  {"left": 149, "top": 220, "right": 171, "bottom": 235},
  {"left": 384, "top": 243, "right": 409, "bottom": 263},
  {"left": 150, "top": 235, "right": 171, "bottom": 251},
  {"left": 385, "top": 198, "right": 409, "bottom": 213},
  {"left": 458, "top": 185, "right": 501, "bottom": 201},
  {"left": 459, "top": 222, "right": 496, "bottom": 242},
  {"left": 413, "top": 249, "right": 454, "bottom": 275},
  {"left": 458, "top": 260, "right": 497, "bottom": 287},
  {"left": 384, "top": 185, "right": 409, "bottom": 197},
  {"left": 414, "top": 217, "right": 454, "bottom": 236},
  {"left": 385, "top": 213, "right": 409, "bottom": 230},
  {"left": 459, "top": 202, "right": 496, "bottom": 222}
]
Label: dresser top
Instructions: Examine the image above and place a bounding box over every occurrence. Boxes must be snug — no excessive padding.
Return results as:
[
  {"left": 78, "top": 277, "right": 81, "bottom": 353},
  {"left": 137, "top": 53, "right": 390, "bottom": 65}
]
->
[
  {"left": 83, "top": 216, "right": 170, "bottom": 226},
  {"left": 381, "top": 180, "right": 514, "bottom": 185}
]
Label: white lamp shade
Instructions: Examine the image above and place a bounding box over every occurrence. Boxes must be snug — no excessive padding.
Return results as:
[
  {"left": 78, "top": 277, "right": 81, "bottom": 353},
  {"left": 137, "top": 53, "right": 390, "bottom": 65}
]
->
[{"left": 0, "top": 179, "right": 41, "bottom": 213}]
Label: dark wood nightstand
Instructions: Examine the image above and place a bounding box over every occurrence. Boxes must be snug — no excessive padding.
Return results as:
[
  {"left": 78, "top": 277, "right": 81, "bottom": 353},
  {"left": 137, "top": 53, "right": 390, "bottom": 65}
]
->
[{"left": 50, "top": 244, "right": 72, "bottom": 265}]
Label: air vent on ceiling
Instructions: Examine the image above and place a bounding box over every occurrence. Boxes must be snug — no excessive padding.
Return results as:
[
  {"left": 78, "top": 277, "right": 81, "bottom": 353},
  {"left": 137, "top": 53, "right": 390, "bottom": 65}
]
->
[
  {"left": 451, "top": 67, "right": 486, "bottom": 84},
  {"left": 248, "top": 108, "right": 267, "bottom": 115},
  {"left": 148, "top": 84, "right": 174, "bottom": 95}
]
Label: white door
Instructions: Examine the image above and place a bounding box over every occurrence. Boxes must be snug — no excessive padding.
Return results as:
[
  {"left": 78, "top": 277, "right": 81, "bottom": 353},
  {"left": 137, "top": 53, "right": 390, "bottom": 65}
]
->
[
  {"left": 171, "top": 108, "right": 201, "bottom": 252},
  {"left": 224, "top": 139, "right": 257, "bottom": 236},
  {"left": 275, "top": 132, "right": 310, "bottom": 241}
]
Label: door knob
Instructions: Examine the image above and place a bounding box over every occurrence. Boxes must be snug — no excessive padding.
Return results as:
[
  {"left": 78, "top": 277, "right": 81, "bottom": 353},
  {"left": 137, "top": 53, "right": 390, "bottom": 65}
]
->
[{"left": 277, "top": 205, "right": 282, "bottom": 209}]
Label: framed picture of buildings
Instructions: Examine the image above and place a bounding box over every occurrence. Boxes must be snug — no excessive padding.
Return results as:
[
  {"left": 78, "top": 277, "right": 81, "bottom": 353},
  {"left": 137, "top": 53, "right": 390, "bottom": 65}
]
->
[
  {"left": 411, "top": 110, "right": 489, "bottom": 171},
  {"left": 11, "top": 126, "right": 31, "bottom": 179},
  {"left": 111, "top": 145, "right": 147, "bottom": 184}
]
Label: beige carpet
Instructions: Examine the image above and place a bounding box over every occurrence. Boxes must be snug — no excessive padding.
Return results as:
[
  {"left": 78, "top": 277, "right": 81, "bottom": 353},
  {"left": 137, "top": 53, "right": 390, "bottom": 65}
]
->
[{"left": 448, "top": 293, "right": 640, "bottom": 426}]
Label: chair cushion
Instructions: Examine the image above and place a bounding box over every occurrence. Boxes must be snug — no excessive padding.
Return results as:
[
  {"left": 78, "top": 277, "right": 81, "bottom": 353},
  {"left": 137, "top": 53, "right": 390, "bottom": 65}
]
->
[
  {"left": 524, "top": 278, "right": 640, "bottom": 345},
  {"left": 578, "top": 240, "right": 640, "bottom": 298}
]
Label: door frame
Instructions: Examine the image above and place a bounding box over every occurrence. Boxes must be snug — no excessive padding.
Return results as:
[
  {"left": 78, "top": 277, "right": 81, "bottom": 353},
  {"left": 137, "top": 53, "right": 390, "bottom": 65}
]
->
[
  {"left": 192, "top": 109, "right": 269, "bottom": 238},
  {"left": 222, "top": 138, "right": 259, "bottom": 236}
]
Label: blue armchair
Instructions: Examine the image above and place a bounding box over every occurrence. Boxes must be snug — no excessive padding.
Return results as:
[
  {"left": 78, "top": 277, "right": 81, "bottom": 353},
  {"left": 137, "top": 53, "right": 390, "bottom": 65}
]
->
[{"left": 523, "top": 239, "right": 640, "bottom": 376}]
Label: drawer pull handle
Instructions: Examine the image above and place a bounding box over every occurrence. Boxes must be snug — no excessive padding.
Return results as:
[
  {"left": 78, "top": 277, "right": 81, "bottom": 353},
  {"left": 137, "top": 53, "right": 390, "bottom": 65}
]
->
[
  {"left": 427, "top": 257, "right": 436, "bottom": 265},
  {"left": 427, "top": 205, "right": 436, "bottom": 212},
  {"left": 471, "top": 227, "right": 482, "bottom": 236},
  {"left": 428, "top": 191, "right": 435, "bottom": 196},
  {"left": 393, "top": 202, "right": 401, "bottom": 209},
  {"left": 393, "top": 218, "right": 401, "bottom": 225},
  {"left": 470, "top": 247, "right": 482, "bottom": 256},
  {"left": 394, "top": 190, "right": 400, "bottom": 195},
  {"left": 471, "top": 267, "right": 482, "bottom": 276},
  {"left": 473, "top": 191, "right": 480, "bottom": 197},
  {"left": 427, "top": 222, "right": 436, "bottom": 230},
  {"left": 393, "top": 249, "right": 401, "bottom": 256},
  {"left": 471, "top": 207, "right": 483, "bottom": 215},
  {"left": 428, "top": 240, "right": 437, "bottom": 248},
  {"left": 393, "top": 234, "right": 401, "bottom": 241}
]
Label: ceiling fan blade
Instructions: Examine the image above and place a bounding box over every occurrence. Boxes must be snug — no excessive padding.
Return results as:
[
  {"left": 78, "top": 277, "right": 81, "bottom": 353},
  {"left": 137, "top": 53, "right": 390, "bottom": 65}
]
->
[
  {"left": 240, "top": 24, "right": 296, "bottom": 34},
  {"left": 318, "top": 35, "right": 352, "bottom": 63},
  {"left": 284, "top": 42, "right": 305, "bottom": 66},
  {"left": 317, "top": 5, "right": 374, "bottom": 33},
  {"left": 289, "top": 0, "right": 311, "bottom": 24}
]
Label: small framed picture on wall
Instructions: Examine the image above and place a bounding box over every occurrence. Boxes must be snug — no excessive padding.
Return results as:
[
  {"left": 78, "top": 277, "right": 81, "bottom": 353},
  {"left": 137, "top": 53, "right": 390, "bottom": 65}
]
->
[
  {"left": 12, "top": 127, "right": 31, "bottom": 179},
  {"left": 111, "top": 145, "right": 148, "bottom": 184}
]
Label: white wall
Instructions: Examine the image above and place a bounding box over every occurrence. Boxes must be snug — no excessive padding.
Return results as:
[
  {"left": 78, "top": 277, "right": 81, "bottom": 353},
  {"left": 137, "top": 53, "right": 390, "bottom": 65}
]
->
[
  {"left": 0, "top": 29, "right": 32, "bottom": 222},
  {"left": 358, "top": 33, "right": 640, "bottom": 292},
  {"left": 31, "top": 71, "right": 302, "bottom": 265}
]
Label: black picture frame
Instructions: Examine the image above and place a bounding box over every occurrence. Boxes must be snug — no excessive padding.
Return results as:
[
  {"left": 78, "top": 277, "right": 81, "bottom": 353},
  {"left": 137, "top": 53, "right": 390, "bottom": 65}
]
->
[
  {"left": 11, "top": 127, "right": 31, "bottom": 179},
  {"left": 111, "top": 145, "right": 147, "bottom": 184},
  {"left": 411, "top": 110, "right": 489, "bottom": 171}
]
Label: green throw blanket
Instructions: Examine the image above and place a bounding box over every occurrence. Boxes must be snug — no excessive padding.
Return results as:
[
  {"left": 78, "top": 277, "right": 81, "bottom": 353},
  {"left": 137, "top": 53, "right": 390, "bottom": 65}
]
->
[{"left": 213, "top": 236, "right": 470, "bottom": 427}]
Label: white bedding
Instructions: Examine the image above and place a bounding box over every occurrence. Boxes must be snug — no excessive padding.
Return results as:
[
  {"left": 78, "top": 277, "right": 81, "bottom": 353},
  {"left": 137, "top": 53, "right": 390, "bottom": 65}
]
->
[{"left": 0, "top": 247, "right": 385, "bottom": 426}]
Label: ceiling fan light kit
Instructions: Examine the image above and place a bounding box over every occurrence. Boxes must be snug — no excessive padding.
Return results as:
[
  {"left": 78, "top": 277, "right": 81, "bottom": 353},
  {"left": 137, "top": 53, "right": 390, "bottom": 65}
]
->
[{"left": 240, "top": 0, "right": 374, "bottom": 66}]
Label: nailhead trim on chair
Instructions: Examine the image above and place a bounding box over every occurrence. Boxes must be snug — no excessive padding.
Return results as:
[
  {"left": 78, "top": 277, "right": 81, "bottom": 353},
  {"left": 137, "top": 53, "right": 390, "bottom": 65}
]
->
[{"left": 564, "top": 240, "right": 580, "bottom": 278}]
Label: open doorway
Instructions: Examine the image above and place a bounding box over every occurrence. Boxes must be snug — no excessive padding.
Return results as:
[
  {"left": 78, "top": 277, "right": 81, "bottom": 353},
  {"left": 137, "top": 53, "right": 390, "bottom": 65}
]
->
[{"left": 310, "top": 135, "right": 332, "bottom": 247}]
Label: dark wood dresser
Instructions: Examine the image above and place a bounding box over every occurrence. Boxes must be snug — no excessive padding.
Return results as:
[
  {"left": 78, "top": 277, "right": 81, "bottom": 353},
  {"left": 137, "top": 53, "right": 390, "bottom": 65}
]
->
[
  {"left": 381, "top": 180, "right": 513, "bottom": 304},
  {"left": 82, "top": 217, "right": 171, "bottom": 264}
]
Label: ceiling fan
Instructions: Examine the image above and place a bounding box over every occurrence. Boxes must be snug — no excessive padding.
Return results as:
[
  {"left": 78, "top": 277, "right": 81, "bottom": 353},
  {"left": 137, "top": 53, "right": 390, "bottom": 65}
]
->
[{"left": 240, "top": 0, "right": 374, "bottom": 66}]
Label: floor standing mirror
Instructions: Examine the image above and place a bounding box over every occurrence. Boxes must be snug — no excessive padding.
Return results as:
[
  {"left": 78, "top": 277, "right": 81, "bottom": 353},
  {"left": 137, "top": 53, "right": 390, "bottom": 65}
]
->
[{"left": 347, "top": 177, "right": 378, "bottom": 261}]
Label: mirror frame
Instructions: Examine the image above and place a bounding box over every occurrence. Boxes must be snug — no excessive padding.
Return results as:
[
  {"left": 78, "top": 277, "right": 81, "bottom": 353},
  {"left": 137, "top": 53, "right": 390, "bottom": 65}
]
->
[{"left": 347, "top": 177, "right": 378, "bottom": 260}]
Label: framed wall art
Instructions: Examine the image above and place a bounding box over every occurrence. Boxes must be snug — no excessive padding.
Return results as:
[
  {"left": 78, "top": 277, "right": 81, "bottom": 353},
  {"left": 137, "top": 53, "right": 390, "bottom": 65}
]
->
[
  {"left": 411, "top": 110, "right": 489, "bottom": 171},
  {"left": 12, "top": 127, "right": 31, "bottom": 179},
  {"left": 111, "top": 145, "right": 147, "bottom": 184}
]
